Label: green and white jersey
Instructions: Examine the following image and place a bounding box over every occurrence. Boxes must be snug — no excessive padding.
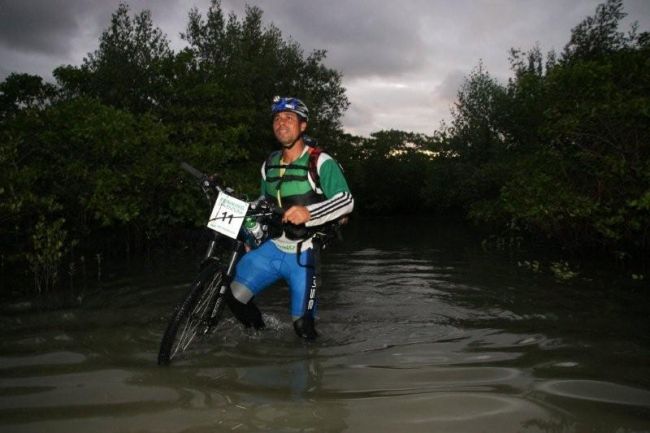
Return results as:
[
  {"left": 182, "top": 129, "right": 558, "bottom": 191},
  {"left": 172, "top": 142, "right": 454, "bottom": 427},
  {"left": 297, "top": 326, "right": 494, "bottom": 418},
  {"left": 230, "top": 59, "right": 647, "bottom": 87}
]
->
[{"left": 261, "top": 146, "right": 354, "bottom": 252}]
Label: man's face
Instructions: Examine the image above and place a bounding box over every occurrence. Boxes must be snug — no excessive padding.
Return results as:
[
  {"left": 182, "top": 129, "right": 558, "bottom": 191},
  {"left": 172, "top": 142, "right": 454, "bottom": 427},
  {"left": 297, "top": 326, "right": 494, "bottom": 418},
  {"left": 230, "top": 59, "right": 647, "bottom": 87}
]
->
[{"left": 273, "top": 111, "right": 306, "bottom": 147}]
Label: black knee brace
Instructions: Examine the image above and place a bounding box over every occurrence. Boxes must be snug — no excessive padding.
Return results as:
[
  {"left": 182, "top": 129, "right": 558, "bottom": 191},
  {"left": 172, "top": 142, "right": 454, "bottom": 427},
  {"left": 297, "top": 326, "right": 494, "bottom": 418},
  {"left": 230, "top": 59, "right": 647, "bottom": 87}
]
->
[
  {"left": 226, "top": 291, "right": 265, "bottom": 330},
  {"left": 293, "top": 315, "right": 318, "bottom": 341}
]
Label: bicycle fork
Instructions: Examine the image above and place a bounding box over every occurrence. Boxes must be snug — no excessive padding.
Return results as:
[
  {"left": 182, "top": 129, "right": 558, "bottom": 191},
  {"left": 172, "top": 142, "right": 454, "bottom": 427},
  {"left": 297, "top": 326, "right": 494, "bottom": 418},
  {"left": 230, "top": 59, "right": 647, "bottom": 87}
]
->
[{"left": 203, "top": 240, "right": 243, "bottom": 332}]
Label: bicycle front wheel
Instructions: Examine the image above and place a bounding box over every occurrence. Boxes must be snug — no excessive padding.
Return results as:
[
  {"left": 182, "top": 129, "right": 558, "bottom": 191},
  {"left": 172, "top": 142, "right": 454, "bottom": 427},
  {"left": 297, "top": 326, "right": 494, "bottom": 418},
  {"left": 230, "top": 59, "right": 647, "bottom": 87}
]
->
[{"left": 158, "top": 262, "right": 227, "bottom": 365}]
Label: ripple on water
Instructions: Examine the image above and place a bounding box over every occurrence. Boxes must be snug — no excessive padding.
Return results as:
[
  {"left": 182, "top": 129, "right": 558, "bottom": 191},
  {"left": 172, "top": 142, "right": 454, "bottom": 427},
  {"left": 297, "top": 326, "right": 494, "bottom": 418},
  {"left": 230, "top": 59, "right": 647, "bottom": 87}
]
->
[
  {"left": 320, "top": 365, "right": 522, "bottom": 397},
  {"left": 536, "top": 380, "right": 650, "bottom": 407},
  {"left": 0, "top": 369, "right": 177, "bottom": 410},
  {"left": 344, "top": 392, "right": 553, "bottom": 433},
  {"left": 0, "top": 351, "right": 86, "bottom": 369}
]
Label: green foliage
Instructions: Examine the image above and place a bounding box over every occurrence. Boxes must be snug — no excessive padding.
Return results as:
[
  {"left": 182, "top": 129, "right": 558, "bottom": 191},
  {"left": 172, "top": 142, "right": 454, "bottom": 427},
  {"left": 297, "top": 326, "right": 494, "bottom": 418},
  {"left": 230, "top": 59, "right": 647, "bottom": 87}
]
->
[
  {"left": 549, "top": 261, "right": 580, "bottom": 282},
  {"left": 2, "top": 0, "right": 649, "bottom": 292},
  {"left": 27, "top": 217, "right": 69, "bottom": 293},
  {"left": 449, "top": 62, "right": 509, "bottom": 163},
  {"left": 55, "top": 3, "right": 173, "bottom": 114},
  {"left": 0, "top": 73, "right": 58, "bottom": 119},
  {"left": 441, "top": 0, "right": 650, "bottom": 256},
  {"left": 562, "top": 0, "right": 634, "bottom": 61},
  {"left": 177, "top": 1, "right": 348, "bottom": 165},
  {"left": 343, "top": 130, "right": 440, "bottom": 215},
  {"left": 0, "top": 1, "right": 350, "bottom": 292},
  {"left": 0, "top": 96, "right": 178, "bottom": 284}
]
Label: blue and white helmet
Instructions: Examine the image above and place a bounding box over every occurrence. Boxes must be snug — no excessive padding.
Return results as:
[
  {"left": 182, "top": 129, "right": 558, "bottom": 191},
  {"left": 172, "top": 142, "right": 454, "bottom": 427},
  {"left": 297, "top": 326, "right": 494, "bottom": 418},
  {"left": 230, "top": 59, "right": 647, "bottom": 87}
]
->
[{"left": 271, "top": 96, "right": 309, "bottom": 121}]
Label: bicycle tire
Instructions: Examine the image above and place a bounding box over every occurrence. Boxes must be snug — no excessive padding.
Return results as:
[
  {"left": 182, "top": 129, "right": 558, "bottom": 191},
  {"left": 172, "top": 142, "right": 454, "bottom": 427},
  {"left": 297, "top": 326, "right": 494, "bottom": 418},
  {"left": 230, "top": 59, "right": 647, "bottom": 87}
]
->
[{"left": 158, "top": 262, "right": 227, "bottom": 365}]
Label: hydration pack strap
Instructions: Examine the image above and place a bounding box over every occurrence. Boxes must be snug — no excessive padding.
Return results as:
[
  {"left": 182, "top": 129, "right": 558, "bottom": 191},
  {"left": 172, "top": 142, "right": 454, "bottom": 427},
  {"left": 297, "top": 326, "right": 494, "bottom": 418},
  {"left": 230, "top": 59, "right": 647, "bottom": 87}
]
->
[
  {"left": 264, "top": 147, "right": 323, "bottom": 190},
  {"left": 265, "top": 174, "right": 308, "bottom": 183},
  {"left": 307, "top": 146, "right": 322, "bottom": 190}
]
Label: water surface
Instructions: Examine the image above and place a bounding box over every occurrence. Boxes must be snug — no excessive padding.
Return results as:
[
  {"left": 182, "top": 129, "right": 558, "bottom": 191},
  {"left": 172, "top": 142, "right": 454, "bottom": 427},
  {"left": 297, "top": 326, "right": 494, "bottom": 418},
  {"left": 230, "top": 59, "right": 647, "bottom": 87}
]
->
[{"left": 1, "top": 219, "right": 649, "bottom": 432}]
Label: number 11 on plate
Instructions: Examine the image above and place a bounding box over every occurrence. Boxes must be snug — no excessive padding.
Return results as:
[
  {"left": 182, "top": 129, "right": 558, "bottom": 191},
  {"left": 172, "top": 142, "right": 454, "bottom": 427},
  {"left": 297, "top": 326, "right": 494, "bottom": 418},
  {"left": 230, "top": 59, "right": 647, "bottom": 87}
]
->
[{"left": 207, "top": 192, "right": 250, "bottom": 239}]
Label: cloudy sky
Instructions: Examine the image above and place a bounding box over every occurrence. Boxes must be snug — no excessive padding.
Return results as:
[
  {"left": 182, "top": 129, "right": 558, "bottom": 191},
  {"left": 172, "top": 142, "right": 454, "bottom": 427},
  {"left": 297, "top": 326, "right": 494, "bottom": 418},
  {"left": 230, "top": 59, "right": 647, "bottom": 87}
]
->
[{"left": 1, "top": 0, "right": 648, "bottom": 136}]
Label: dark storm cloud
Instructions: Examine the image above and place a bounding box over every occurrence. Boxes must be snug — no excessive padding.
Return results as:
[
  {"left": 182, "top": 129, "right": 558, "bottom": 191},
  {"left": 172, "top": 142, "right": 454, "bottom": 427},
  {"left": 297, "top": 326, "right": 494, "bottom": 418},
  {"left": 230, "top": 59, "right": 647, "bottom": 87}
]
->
[
  {"left": 0, "top": 0, "right": 183, "bottom": 61},
  {"left": 0, "top": 0, "right": 149, "bottom": 54},
  {"left": 1, "top": 0, "right": 649, "bottom": 136},
  {"left": 218, "top": 0, "right": 650, "bottom": 136},
  {"left": 220, "top": 0, "right": 431, "bottom": 78},
  {"left": 0, "top": 0, "right": 86, "bottom": 55}
]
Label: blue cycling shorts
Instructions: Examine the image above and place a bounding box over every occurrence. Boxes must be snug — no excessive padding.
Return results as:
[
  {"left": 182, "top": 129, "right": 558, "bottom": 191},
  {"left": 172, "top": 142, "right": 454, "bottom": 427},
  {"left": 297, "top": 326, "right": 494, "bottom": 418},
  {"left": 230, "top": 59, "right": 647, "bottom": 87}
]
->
[{"left": 232, "top": 240, "right": 316, "bottom": 319}]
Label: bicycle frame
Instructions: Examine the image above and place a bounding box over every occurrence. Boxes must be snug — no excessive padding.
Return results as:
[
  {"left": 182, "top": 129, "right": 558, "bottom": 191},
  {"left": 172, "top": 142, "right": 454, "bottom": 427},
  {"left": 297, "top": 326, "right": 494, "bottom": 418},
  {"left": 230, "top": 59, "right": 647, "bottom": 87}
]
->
[{"left": 207, "top": 236, "right": 242, "bottom": 330}]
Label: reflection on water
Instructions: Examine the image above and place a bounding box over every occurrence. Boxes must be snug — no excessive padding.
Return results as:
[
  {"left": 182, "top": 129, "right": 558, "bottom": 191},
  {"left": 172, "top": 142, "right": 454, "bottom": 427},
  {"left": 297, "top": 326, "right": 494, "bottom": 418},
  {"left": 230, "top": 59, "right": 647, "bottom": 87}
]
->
[{"left": 1, "top": 219, "right": 649, "bottom": 432}]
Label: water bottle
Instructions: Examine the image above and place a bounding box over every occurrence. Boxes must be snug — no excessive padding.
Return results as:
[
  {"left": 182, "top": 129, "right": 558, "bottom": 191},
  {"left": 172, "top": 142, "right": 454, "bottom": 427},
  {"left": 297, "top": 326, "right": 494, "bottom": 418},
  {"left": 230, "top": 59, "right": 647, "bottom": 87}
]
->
[{"left": 244, "top": 217, "right": 263, "bottom": 244}]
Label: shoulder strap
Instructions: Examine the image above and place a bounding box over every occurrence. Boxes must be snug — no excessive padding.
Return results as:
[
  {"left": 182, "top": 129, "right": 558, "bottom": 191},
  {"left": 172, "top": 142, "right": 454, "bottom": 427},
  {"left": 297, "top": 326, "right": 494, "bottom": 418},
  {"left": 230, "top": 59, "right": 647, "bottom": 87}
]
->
[
  {"left": 263, "top": 150, "right": 282, "bottom": 180},
  {"left": 308, "top": 146, "right": 323, "bottom": 189}
]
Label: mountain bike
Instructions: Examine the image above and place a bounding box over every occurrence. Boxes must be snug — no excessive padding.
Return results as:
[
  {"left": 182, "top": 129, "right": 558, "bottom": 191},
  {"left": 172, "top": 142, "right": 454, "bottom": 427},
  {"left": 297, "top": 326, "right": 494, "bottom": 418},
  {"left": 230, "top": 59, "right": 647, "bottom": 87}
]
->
[
  {"left": 158, "top": 162, "right": 344, "bottom": 365},
  {"left": 157, "top": 162, "right": 282, "bottom": 365},
  {"left": 158, "top": 160, "right": 347, "bottom": 365}
]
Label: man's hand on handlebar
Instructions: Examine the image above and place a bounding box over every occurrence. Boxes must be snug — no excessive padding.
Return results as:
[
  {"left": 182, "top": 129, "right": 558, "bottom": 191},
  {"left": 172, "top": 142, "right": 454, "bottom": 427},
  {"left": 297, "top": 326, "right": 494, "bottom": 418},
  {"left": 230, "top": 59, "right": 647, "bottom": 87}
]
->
[
  {"left": 282, "top": 205, "right": 310, "bottom": 225},
  {"left": 249, "top": 199, "right": 312, "bottom": 225}
]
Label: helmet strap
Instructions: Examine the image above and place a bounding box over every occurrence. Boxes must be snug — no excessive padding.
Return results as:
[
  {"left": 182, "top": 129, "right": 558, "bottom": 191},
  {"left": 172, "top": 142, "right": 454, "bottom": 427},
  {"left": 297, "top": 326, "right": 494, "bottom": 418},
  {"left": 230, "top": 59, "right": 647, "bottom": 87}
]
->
[{"left": 282, "top": 134, "right": 302, "bottom": 149}]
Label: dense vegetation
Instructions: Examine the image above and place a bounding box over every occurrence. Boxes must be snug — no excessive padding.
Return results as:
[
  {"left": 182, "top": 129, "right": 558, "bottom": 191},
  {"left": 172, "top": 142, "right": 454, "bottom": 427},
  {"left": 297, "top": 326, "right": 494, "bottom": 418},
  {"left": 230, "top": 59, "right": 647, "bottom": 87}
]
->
[{"left": 1, "top": 0, "right": 648, "bottom": 292}]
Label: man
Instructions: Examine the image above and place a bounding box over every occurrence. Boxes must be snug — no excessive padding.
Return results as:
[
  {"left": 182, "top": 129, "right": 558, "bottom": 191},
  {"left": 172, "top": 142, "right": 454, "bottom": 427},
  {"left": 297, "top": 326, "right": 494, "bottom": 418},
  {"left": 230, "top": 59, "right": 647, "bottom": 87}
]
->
[{"left": 227, "top": 96, "right": 354, "bottom": 340}]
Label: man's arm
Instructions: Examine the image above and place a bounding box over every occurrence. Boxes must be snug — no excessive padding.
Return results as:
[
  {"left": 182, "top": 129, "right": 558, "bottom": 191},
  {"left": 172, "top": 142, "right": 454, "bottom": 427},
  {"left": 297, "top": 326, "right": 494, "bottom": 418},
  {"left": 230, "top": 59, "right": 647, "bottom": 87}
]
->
[
  {"left": 305, "top": 191, "right": 354, "bottom": 226},
  {"left": 305, "top": 155, "right": 354, "bottom": 226}
]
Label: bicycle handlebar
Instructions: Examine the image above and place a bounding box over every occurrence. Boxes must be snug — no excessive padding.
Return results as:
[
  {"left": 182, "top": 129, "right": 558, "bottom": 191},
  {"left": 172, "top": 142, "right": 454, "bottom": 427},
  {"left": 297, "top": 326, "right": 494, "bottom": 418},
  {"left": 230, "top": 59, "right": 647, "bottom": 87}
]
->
[
  {"left": 180, "top": 161, "right": 225, "bottom": 195},
  {"left": 181, "top": 161, "right": 279, "bottom": 214},
  {"left": 180, "top": 161, "right": 205, "bottom": 180},
  {"left": 180, "top": 160, "right": 343, "bottom": 245}
]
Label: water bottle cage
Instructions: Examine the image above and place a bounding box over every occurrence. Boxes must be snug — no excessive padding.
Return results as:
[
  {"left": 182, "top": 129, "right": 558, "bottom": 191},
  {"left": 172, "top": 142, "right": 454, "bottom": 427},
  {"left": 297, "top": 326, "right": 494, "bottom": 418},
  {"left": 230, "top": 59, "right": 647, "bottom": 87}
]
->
[{"left": 241, "top": 199, "right": 284, "bottom": 248}]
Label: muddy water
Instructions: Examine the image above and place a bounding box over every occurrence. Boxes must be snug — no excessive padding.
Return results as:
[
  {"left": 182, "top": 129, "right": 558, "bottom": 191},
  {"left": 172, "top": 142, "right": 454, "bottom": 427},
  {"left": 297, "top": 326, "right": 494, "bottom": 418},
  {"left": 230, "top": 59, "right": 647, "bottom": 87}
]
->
[{"left": 1, "top": 219, "right": 649, "bottom": 432}]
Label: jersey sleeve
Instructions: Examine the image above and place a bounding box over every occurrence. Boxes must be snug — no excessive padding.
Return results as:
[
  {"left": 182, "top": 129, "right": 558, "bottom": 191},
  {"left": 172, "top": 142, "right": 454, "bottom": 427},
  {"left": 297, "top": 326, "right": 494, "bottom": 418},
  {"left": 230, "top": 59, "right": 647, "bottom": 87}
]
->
[{"left": 305, "top": 155, "right": 354, "bottom": 227}]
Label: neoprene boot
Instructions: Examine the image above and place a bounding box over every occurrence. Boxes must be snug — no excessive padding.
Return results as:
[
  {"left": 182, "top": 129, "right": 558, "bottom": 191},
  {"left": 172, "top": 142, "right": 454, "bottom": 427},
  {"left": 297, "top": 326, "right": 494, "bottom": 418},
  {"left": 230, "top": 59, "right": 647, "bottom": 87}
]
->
[
  {"left": 293, "top": 315, "right": 318, "bottom": 341},
  {"left": 226, "top": 291, "right": 265, "bottom": 330}
]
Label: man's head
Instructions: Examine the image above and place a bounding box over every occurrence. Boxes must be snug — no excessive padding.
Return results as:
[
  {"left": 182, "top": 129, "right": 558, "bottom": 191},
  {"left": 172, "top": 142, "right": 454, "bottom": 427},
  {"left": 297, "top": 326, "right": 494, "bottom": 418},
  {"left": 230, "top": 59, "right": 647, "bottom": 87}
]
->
[{"left": 271, "top": 96, "right": 309, "bottom": 149}]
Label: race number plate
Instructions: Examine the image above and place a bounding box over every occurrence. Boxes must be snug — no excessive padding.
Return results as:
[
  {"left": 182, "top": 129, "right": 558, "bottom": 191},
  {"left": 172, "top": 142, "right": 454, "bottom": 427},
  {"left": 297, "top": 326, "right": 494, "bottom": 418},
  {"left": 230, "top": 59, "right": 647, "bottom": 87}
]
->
[{"left": 207, "top": 192, "right": 250, "bottom": 239}]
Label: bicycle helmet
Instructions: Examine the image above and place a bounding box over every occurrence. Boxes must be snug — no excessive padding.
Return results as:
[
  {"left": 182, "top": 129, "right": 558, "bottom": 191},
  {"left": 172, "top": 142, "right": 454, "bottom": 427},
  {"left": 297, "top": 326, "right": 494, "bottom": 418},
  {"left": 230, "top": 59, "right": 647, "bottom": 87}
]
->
[{"left": 271, "top": 96, "right": 309, "bottom": 121}]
